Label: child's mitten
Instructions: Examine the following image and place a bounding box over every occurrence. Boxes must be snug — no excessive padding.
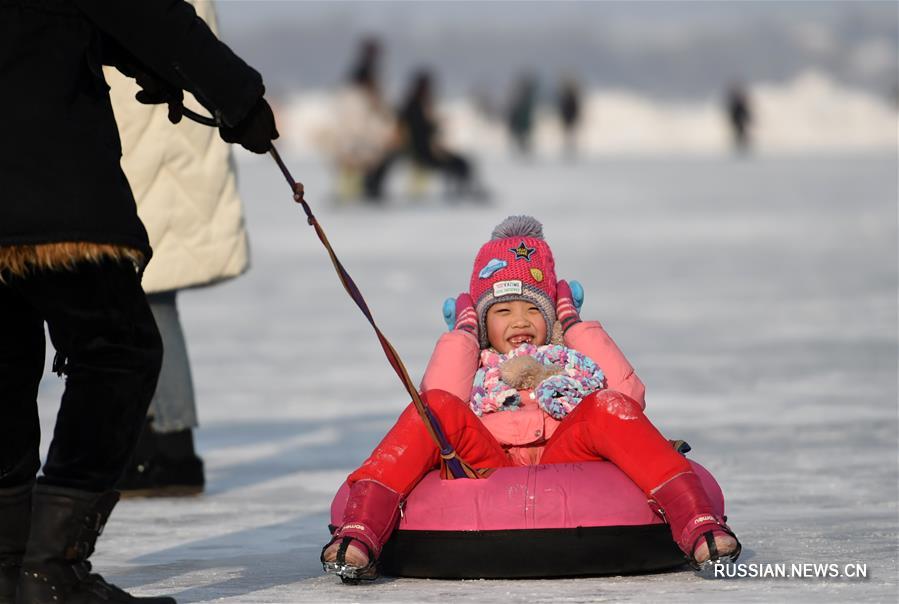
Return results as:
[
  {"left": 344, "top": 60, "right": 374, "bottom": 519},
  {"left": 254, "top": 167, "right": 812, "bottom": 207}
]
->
[
  {"left": 443, "top": 293, "right": 478, "bottom": 335},
  {"left": 556, "top": 279, "right": 582, "bottom": 333}
]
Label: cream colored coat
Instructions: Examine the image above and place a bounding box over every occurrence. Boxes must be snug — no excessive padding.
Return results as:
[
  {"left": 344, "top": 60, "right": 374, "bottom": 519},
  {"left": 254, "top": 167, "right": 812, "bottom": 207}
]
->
[{"left": 105, "top": 1, "right": 249, "bottom": 293}]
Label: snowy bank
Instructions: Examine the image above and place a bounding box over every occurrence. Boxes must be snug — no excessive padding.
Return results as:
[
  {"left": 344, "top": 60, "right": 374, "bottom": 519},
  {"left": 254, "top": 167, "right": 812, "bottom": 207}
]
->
[{"left": 275, "top": 71, "right": 896, "bottom": 158}]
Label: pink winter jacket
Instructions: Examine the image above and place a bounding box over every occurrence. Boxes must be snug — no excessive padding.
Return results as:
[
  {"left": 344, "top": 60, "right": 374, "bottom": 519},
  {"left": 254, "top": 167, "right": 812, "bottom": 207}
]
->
[{"left": 420, "top": 321, "right": 646, "bottom": 465}]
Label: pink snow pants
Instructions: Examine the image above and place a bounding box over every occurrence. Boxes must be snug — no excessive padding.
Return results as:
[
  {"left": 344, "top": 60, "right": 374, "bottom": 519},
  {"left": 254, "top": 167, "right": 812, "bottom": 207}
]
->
[{"left": 348, "top": 389, "right": 691, "bottom": 497}]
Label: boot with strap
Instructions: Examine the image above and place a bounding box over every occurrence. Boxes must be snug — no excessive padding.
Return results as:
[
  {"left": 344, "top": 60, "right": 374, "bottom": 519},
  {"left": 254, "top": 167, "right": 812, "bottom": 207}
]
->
[
  {"left": 0, "top": 482, "right": 32, "bottom": 604},
  {"left": 321, "top": 479, "right": 402, "bottom": 584},
  {"left": 17, "top": 484, "right": 175, "bottom": 604},
  {"left": 649, "top": 471, "right": 742, "bottom": 569}
]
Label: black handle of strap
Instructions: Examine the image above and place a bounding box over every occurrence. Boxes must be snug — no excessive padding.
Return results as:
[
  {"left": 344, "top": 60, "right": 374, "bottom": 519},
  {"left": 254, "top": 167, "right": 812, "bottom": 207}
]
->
[{"left": 182, "top": 107, "right": 218, "bottom": 127}]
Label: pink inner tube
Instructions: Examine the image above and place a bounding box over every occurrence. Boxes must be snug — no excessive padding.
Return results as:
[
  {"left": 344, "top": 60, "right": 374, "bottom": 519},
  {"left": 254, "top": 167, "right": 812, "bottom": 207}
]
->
[
  {"left": 330, "top": 461, "right": 726, "bottom": 578},
  {"left": 331, "top": 460, "right": 724, "bottom": 531}
]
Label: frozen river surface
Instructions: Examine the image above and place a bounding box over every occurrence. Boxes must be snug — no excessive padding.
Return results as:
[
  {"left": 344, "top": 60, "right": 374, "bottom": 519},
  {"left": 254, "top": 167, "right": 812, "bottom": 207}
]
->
[{"left": 38, "top": 151, "right": 898, "bottom": 602}]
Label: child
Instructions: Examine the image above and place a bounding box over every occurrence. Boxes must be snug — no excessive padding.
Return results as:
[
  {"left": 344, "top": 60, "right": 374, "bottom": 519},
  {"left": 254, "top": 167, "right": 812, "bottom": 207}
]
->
[{"left": 322, "top": 216, "right": 740, "bottom": 580}]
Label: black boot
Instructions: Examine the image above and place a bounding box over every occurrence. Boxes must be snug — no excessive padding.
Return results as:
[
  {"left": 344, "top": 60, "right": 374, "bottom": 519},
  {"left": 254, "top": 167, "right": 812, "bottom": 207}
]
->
[
  {"left": 17, "top": 484, "right": 175, "bottom": 604},
  {"left": 0, "top": 482, "right": 32, "bottom": 604},
  {"left": 117, "top": 419, "right": 204, "bottom": 498}
]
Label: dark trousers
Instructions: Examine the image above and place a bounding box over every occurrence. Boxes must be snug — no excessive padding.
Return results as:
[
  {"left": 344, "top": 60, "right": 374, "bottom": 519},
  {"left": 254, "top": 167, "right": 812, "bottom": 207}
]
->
[
  {"left": 0, "top": 259, "right": 163, "bottom": 491},
  {"left": 428, "top": 151, "right": 471, "bottom": 193},
  {"left": 364, "top": 149, "right": 472, "bottom": 199}
]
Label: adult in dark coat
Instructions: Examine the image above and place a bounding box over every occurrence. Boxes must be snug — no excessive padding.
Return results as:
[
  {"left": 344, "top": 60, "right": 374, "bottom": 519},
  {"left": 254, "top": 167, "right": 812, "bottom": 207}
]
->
[
  {"left": 0, "top": 1, "right": 278, "bottom": 602},
  {"left": 364, "top": 69, "right": 477, "bottom": 199}
]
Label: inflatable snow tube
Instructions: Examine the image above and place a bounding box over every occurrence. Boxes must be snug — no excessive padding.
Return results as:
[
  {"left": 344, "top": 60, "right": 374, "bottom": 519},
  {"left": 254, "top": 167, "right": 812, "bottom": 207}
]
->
[{"left": 330, "top": 460, "right": 725, "bottom": 579}]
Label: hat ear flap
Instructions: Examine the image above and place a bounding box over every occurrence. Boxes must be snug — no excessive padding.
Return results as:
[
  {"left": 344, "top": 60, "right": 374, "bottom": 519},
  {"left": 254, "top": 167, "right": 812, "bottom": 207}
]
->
[{"left": 550, "top": 321, "right": 564, "bottom": 345}]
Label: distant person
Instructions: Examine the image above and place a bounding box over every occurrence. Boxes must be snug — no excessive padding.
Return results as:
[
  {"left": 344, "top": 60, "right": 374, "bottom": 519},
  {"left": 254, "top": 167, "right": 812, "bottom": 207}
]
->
[
  {"left": 365, "top": 69, "right": 483, "bottom": 200},
  {"left": 557, "top": 76, "right": 582, "bottom": 157},
  {"left": 329, "top": 37, "right": 399, "bottom": 201},
  {"left": 471, "top": 84, "right": 499, "bottom": 122},
  {"left": 725, "top": 83, "right": 753, "bottom": 153},
  {"left": 507, "top": 74, "right": 539, "bottom": 154},
  {"left": 349, "top": 36, "right": 381, "bottom": 91}
]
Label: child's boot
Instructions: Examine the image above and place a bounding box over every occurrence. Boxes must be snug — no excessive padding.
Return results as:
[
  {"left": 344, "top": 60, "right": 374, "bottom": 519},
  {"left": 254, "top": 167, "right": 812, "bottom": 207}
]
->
[
  {"left": 321, "top": 480, "right": 402, "bottom": 583},
  {"left": 650, "top": 471, "right": 741, "bottom": 569}
]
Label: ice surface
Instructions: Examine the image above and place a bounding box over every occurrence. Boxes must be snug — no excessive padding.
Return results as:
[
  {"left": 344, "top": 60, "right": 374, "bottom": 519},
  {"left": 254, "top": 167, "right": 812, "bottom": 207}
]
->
[{"left": 36, "top": 151, "right": 897, "bottom": 602}]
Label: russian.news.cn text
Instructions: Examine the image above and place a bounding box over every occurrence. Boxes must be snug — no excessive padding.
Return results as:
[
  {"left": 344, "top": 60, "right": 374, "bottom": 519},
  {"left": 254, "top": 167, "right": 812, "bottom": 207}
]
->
[{"left": 713, "top": 562, "right": 868, "bottom": 579}]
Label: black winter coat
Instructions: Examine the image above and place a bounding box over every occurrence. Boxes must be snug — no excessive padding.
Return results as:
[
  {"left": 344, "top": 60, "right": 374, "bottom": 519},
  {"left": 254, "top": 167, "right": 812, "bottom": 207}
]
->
[{"left": 0, "top": 0, "right": 264, "bottom": 257}]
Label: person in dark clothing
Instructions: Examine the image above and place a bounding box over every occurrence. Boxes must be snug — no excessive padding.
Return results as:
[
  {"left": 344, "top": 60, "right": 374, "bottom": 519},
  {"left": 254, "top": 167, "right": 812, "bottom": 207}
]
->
[
  {"left": 507, "top": 73, "right": 539, "bottom": 154},
  {"left": 0, "top": 1, "right": 278, "bottom": 602},
  {"left": 349, "top": 36, "right": 381, "bottom": 92},
  {"left": 399, "top": 71, "right": 472, "bottom": 186},
  {"left": 725, "top": 83, "right": 753, "bottom": 153},
  {"left": 557, "top": 76, "right": 582, "bottom": 157},
  {"left": 364, "top": 69, "right": 479, "bottom": 200}
]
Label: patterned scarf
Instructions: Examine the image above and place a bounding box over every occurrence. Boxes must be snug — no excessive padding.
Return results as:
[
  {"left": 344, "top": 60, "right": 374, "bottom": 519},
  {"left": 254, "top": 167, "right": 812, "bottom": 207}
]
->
[{"left": 470, "top": 344, "right": 606, "bottom": 420}]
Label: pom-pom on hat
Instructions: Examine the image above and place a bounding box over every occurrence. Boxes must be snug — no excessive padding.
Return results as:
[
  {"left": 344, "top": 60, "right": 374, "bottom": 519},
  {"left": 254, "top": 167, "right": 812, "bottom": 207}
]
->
[{"left": 469, "top": 216, "right": 557, "bottom": 348}]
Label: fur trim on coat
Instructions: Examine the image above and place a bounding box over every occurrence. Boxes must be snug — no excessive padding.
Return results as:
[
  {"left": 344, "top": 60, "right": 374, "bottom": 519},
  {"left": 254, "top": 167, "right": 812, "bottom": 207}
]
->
[{"left": 0, "top": 243, "right": 145, "bottom": 282}]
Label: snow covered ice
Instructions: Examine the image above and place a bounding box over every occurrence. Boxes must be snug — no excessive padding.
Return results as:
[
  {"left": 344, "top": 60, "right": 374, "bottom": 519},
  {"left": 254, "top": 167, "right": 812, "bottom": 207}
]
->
[{"left": 37, "top": 150, "right": 897, "bottom": 602}]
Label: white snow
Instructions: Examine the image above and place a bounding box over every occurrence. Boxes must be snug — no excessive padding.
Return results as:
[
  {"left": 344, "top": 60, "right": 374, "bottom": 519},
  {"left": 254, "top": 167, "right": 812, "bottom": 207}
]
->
[
  {"left": 281, "top": 71, "right": 897, "bottom": 159},
  {"left": 36, "top": 148, "right": 897, "bottom": 602}
]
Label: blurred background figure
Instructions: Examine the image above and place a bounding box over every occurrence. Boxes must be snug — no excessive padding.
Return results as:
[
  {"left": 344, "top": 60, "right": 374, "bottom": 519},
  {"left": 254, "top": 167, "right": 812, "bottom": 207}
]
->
[
  {"left": 223, "top": 2, "right": 895, "bottom": 161},
  {"left": 507, "top": 73, "right": 539, "bottom": 155},
  {"left": 365, "top": 68, "right": 485, "bottom": 200},
  {"left": 557, "top": 75, "right": 582, "bottom": 158},
  {"left": 329, "top": 36, "right": 400, "bottom": 202},
  {"left": 350, "top": 36, "right": 381, "bottom": 94},
  {"left": 471, "top": 83, "right": 500, "bottom": 123},
  {"left": 105, "top": 0, "right": 249, "bottom": 497},
  {"left": 725, "top": 82, "right": 754, "bottom": 154}
]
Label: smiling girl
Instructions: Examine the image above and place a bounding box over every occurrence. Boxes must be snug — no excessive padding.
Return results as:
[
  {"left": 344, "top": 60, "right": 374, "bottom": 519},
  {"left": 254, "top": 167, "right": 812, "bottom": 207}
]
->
[{"left": 321, "top": 216, "right": 739, "bottom": 581}]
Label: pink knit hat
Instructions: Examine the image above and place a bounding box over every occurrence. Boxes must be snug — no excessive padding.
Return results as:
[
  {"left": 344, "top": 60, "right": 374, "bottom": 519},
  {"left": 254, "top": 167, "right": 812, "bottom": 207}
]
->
[{"left": 469, "top": 216, "right": 557, "bottom": 348}]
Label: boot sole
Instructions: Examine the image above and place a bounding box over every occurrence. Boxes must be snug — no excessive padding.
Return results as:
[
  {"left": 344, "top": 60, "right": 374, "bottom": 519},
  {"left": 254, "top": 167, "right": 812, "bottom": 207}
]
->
[{"left": 322, "top": 561, "right": 379, "bottom": 584}]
